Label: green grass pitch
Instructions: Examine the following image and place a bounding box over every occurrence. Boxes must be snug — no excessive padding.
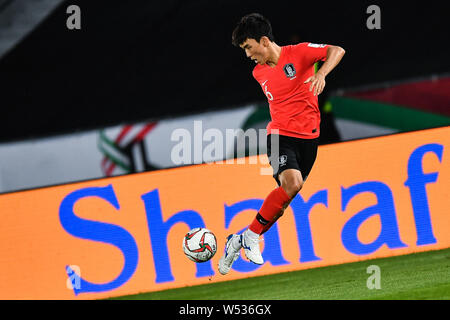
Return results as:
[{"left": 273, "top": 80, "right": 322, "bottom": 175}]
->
[{"left": 111, "top": 248, "right": 450, "bottom": 300}]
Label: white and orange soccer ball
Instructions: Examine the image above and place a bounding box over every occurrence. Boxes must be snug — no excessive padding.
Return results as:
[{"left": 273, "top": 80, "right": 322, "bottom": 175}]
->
[{"left": 182, "top": 227, "right": 217, "bottom": 263}]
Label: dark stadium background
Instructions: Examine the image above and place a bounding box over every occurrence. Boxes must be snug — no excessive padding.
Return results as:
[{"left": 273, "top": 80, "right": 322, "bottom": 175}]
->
[{"left": 0, "top": 0, "right": 448, "bottom": 142}]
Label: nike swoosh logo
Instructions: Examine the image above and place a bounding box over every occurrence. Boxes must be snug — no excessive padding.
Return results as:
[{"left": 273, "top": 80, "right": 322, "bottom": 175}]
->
[
  {"left": 241, "top": 235, "right": 251, "bottom": 250},
  {"left": 261, "top": 80, "right": 268, "bottom": 86}
]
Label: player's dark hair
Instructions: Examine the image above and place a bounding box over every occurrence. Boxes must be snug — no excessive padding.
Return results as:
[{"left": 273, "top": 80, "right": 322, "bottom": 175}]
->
[{"left": 231, "top": 13, "right": 274, "bottom": 47}]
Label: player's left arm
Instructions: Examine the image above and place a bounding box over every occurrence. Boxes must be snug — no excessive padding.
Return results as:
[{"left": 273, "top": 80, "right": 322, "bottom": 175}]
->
[{"left": 304, "top": 45, "right": 346, "bottom": 96}]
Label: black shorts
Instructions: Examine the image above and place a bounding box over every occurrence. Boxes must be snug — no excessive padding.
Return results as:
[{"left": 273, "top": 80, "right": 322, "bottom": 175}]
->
[{"left": 266, "top": 134, "right": 319, "bottom": 186}]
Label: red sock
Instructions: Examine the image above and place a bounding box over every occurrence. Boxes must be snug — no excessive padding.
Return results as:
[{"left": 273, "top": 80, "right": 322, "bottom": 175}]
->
[
  {"left": 261, "top": 198, "right": 292, "bottom": 235},
  {"left": 261, "top": 217, "right": 278, "bottom": 235},
  {"left": 249, "top": 186, "right": 291, "bottom": 234}
]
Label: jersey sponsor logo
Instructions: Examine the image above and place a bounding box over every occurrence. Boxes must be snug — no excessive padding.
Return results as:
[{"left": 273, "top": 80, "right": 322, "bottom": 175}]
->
[
  {"left": 307, "top": 43, "right": 327, "bottom": 48},
  {"left": 283, "top": 63, "right": 296, "bottom": 79}
]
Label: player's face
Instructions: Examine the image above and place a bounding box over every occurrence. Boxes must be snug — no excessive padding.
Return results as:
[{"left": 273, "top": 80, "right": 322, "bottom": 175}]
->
[{"left": 240, "top": 38, "right": 269, "bottom": 65}]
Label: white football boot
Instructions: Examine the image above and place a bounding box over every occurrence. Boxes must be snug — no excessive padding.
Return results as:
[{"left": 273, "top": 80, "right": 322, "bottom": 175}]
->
[
  {"left": 241, "top": 229, "right": 264, "bottom": 265},
  {"left": 218, "top": 234, "right": 241, "bottom": 275}
]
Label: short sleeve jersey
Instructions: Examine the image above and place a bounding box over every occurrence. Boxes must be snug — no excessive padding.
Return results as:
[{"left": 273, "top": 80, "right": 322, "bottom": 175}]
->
[{"left": 252, "top": 42, "right": 329, "bottom": 139}]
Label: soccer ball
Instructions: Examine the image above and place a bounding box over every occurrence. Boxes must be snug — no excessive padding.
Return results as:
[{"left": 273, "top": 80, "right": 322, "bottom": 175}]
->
[{"left": 182, "top": 227, "right": 217, "bottom": 262}]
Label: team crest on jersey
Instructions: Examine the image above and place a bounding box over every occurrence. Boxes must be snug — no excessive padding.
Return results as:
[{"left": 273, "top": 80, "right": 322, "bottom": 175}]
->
[{"left": 283, "top": 63, "right": 296, "bottom": 78}]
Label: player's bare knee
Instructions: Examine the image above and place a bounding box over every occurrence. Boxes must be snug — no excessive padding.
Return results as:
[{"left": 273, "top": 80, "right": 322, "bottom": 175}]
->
[
  {"left": 282, "top": 179, "right": 302, "bottom": 198},
  {"left": 280, "top": 170, "right": 303, "bottom": 197},
  {"left": 292, "top": 179, "right": 303, "bottom": 194}
]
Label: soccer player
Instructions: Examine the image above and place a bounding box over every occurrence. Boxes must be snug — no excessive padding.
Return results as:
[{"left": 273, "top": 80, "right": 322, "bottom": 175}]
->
[{"left": 218, "top": 13, "right": 345, "bottom": 275}]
